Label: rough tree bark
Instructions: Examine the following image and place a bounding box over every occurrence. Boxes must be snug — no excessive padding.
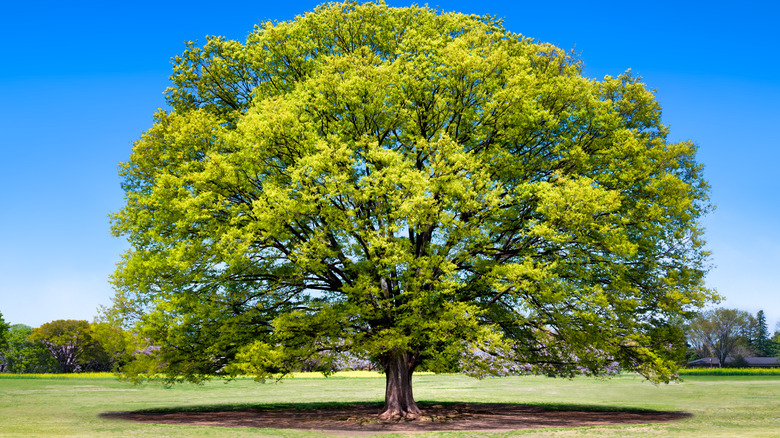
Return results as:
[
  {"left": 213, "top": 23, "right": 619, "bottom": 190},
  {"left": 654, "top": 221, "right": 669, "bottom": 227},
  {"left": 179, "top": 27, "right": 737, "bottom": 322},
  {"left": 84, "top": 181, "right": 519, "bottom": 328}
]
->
[{"left": 379, "top": 352, "right": 421, "bottom": 419}]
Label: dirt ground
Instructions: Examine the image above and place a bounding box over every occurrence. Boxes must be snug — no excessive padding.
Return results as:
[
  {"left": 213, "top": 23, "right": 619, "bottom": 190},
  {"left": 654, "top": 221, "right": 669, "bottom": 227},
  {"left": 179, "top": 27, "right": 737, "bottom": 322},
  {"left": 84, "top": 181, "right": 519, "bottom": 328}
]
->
[{"left": 102, "top": 403, "right": 690, "bottom": 435}]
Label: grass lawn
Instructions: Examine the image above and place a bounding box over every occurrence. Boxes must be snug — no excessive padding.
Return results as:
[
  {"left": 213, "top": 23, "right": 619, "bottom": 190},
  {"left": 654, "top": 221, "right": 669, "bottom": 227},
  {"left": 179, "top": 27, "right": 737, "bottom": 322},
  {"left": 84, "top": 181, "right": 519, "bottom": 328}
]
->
[{"left": 1, "top": 372, "right": 779, "bottom": 437}]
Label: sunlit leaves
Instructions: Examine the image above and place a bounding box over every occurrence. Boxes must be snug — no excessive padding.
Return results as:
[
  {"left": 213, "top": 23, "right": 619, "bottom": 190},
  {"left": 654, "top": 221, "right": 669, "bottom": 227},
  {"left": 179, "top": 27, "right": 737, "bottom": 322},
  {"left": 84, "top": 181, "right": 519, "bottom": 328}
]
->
[{"left": 111, "top": 1, "right": 715, "bottom": 384}]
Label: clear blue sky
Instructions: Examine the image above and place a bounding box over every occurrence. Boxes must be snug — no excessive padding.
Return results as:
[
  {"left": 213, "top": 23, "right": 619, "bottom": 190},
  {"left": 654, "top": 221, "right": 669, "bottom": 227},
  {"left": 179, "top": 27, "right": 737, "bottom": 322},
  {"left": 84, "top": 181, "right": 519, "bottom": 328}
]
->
[{"left": 1, "top": 1, "right": 778, "bottom": 331}]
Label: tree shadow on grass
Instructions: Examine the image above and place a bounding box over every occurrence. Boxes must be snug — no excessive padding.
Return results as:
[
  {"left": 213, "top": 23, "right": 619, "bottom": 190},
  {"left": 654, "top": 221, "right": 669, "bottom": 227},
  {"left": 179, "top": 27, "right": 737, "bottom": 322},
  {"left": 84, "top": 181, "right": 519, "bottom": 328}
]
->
[{"left": 100, "top": 401, "right": 691, "bottom": 435}]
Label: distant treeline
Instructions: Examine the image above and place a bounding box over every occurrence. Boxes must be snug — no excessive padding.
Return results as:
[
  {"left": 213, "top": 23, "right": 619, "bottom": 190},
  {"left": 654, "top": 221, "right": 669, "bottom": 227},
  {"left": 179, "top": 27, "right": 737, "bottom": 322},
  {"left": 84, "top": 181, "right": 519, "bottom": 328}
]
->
[
  {"left": 1, "top": 307, "right": 778, "bottom": 374},
  {"left": 686, "top": 308, "right": 780, "bottom": 366},
  {"left": 0, "top": 317, "right": 135, "bottom": 373}
]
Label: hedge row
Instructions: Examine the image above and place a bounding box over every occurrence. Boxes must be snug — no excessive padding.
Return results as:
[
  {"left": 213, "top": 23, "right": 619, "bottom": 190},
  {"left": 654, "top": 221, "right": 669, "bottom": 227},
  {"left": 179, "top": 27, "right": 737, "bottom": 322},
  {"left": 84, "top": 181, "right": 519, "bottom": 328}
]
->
[{"left": 679, "top": 368, "right": 780, "bottom": 376}]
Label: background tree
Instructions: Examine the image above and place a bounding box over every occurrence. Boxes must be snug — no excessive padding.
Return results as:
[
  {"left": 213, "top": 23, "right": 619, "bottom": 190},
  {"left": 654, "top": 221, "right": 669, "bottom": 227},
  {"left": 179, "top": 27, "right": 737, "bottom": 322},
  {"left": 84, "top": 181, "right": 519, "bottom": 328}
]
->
[
  {"left": 89, "top": 310, "right": 141, "bottom": 371},
  {"left": 89, "top": 321, "right": 136, "bottom": 371},
  {"left": 30, "top": 320, "right": 107, "bottom": 373},
  {"left": 110, "top": 1, "right": 715, "bottom": 418},
  {"left": 771, "top": 321, "right": 780, "bottom": 357},
  {"left": 0, "top": 311, "right": 9, "bottom": 352},
  {"left": 0, "top": 324, "right": 59, "bottom": 373},
  {"left": 750, "top": 310, "right": 771, "bottom": 356},
  {"left": 688, "top": 308, "right": 752, "bottom": 366}
]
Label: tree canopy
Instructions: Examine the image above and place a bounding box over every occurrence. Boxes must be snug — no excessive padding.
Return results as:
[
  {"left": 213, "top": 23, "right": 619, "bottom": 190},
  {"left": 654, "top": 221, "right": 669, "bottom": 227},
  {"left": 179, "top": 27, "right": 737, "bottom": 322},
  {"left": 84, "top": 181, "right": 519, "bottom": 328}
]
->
[
  {"left": 688, "top": 308, "right": 752, "bottom": 366},
  {"left": 30, "top": 320, "right": 108, "bottom": 373},
  {"left": 110, "top": 1, "right": 715, "bottom": 418},
  {"left": 0, "top": 311, "right": 9, "bottom": 352},
  {"left": 0, "top": 324, "right": 59, "bottom": 373}
]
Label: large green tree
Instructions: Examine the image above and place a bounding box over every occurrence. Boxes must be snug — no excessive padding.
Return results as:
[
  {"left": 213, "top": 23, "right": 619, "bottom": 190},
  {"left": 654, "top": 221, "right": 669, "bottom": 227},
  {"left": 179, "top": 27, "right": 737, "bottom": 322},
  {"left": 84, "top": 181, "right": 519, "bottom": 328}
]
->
[{"left": 110, "top": 1, "right": 715, "bottom": 418}]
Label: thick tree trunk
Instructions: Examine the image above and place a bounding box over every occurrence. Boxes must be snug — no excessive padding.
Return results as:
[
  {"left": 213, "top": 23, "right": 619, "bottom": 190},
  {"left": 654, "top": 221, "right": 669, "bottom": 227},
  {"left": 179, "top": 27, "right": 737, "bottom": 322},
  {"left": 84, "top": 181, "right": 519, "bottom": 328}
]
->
[{"left": 379, "top": 352, "right": 421, "bottom": 420}]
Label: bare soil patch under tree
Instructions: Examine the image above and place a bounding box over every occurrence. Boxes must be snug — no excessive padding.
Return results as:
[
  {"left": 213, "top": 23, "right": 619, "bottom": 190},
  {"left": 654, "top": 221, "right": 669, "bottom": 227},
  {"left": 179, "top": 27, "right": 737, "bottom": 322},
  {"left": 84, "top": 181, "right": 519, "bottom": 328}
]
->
[{"left": 102, "top": 402, "right": 690, "bottom": 435}]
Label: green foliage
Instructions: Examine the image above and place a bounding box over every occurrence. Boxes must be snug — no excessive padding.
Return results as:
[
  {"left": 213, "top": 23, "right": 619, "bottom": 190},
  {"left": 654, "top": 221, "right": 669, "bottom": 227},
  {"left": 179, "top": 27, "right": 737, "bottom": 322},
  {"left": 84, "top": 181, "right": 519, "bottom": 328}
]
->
[
  {"left": 0, "top": 315, "right": 139, "bottom": 374},
  {"left": 767, "top": 328, "right": 780, "bottom": 358},
  {"left": 688, "top": 308, "right": 753, "bottom": 365},
  {"left": 0, "top": 324, "right": 59, "bottom": 373},
  {"left": 751, "top": 310, "right": 772, "bottom": 356},
  {"left": 0, "top": 311, "right": 9, "bottom": 351},
  {"left": 88, "top": 321, "right": 136, "bottom": 371},
  {"left": 30, "top": 320, "right": 110, "bottom": 372},
  {"left": 111, "top": 1, "right": 715, "bottom": 388},
  {"left": 92, "top": 306, "right": 147, "bottom": 371}
]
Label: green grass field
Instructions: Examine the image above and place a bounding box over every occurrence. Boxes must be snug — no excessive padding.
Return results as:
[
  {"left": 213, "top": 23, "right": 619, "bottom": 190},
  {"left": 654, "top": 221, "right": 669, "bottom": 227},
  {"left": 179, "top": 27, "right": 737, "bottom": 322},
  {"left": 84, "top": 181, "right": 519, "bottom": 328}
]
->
[{"left": 1, "top": 372, "right": 779, "bottom": 437}]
